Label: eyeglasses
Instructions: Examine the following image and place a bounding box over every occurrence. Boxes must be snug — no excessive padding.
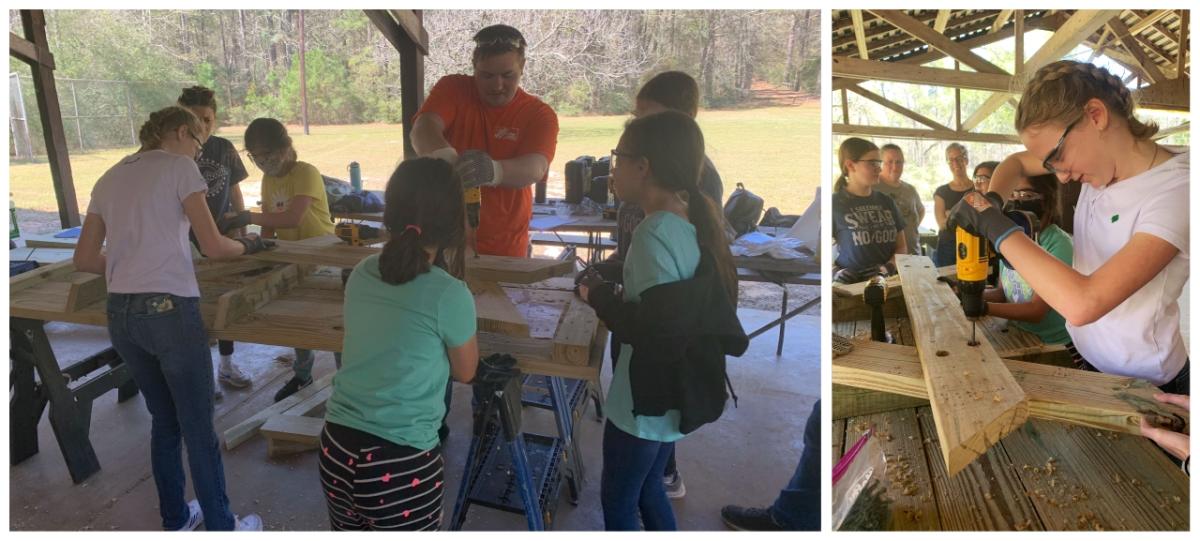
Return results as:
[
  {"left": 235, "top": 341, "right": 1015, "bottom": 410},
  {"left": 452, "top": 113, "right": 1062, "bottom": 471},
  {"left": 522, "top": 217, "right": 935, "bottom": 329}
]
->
[
  {"left": 855, "top": 159, "right": 883, "bottom": 169},
  {"left": 190, "top": 134, "right": 204, "bottom": 158},
  {"left": 245, "top": 148, "right": 280, "bottom": 163},
  {"left": 1043, "top": 116, "right": 1082, "bottom": 174},
  {"left": 948, "top": 156, "right": 969, "bottom": 164},
  {"left": 611, "top": 149, "right": 641, "bottom": 170},
  {"left": 974, "top": 174, "right": 992, "bottom": 182}
]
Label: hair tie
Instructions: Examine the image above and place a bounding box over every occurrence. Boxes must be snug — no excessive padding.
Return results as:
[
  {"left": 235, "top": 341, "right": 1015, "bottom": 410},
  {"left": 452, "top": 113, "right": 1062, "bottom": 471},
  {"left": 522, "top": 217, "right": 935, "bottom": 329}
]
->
[{"left": 403, "top": 225, "right": 422, "bottom": 236}]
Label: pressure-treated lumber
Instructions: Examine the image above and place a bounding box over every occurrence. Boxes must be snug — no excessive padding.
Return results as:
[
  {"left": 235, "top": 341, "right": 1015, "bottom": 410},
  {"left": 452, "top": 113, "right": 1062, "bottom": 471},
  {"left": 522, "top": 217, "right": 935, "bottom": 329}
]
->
[
  {"left": 832, "top": 123, "right": 1020, "bottom": 145},
  {"left": 468, "top": 278, "right": 530, "bottom": 336},
  {"left": 64, "top": 273, "right": 105, "bottom": 312},
  {"left": 553, "top": 297, "right": 599, "bottom": 366},
  {"left": 223, "top": 372, "right": 335, "bottom": 450},
  {"left": 248, "top": 236, "right": 573, "bottom": 284},
  {"left": 895, "top": 254, "right": 1028, "bottom": 476},
  {"left": 1107, "top": 17, "right": 1167, "bottom": 84},
  {"left": 850, "top": 10, "right": 869, "bottom": 59},
  {"left": 260, "top": 415, "right": 325, "bottom": 457},
  {"left": 832, "top": 339, "right": 1188, "bottom": 435},
  {"left": 213, "top": 264, "right": 305, "bottom": 330}
]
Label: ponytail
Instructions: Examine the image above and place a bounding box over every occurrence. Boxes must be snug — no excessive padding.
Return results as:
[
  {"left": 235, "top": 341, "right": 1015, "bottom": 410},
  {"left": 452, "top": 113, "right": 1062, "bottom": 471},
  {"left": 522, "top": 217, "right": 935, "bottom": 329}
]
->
[
  {"left": 379, "top": 226, "right": 431, "bottom": 285},
  {"left": 686, "top": 184, "right": 739, "bottom": 303}
]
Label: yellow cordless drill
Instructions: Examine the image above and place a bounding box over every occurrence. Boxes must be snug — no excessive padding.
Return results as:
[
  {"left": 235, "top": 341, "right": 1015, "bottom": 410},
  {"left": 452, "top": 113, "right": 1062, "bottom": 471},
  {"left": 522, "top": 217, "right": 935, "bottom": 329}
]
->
[{"left": 955, "top": 226, "right": 990, "bottom": 346}]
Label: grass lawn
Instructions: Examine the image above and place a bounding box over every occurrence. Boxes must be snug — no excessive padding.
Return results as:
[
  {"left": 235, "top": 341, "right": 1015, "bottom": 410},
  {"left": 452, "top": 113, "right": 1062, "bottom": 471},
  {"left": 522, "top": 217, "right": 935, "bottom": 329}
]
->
[{"left": 9, "top": 103, "right": 819, "bottom": 233}]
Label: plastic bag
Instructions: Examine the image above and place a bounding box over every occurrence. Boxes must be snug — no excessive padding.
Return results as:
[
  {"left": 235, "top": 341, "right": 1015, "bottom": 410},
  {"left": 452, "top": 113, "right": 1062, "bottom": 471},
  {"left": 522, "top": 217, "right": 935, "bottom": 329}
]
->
[{"left": 832, "top": 429, "right": 892, "bottom": 530}]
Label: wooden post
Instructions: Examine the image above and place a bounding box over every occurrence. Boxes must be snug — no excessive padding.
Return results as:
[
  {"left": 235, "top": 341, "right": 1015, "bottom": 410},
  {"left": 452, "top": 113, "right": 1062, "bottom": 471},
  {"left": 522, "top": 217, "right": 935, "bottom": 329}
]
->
[
  {"left": 19, "top": 10, "right": 80, "bottom": 228},
  {"left": 954, "top": 61, "right": 961, "bottom": 132},
  {"left": 299, "top": 9, "right": 309, "bottom": 135},
  {"left": 1176, "top": 10, "right": 1188, "bottom": 78},
  {"left": 840, "top": 88, "right": 849, "bottom": 124},
  {"left": 399, "top": 12, "right": 424, "bottom": 160}
]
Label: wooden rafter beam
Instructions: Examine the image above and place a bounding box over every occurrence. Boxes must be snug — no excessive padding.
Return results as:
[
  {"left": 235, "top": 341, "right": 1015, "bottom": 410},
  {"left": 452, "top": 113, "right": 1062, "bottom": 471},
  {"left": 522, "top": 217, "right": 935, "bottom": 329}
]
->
[
  {"left": 961, "top": 9, "right": 1120, "bottom": 133},
  {"left": 9, "top": 31, "right": 54, "bottom": 68},
  {"left": 895, "top": 254, "right": 1028, "bottom": 475},
  {"left": 933, "top": 10, "right": 951, "bottom": 34},
  {"left": 882, "top": 19, "right": 1034, "bottom": 67},
  {"left": 846, "top": 84, "right": 950, "bottom": 130},
  {"left": 1134, "top": 78, "right": 1190, "bottom": 111},
  {"left": 851, "top": 10, "right": 870, "bottom": 59},
  {"left": 832, "top": 123, "right": 1020, "bottom": 145},
  {"left": 387, "top": 9, "right": 429, "bottom": 55},
  {"left": 1108, "top": 17, "right": 1167, "bottom": 83},
  {"left": 848, "top": 10, "right": 1000, "bottom": 60},
  {"left": 870, "top": 9, "right": 1008, "bottom": 75},
  {"left": 833, "top": 11, "right": 940, "bottom": 49},
  {"left": 833, "top": 340, "right": 1189, "bottom": 436},
  {"left": 1014, "top": 10, "right": 1024, "bottom": 78},
  {"left": 1128, "top": 9, "right": 1172, "bottom": 36},
  {"left": 992, "top": 10, "right": 1014, "bottom": 33},
  {"left": 832, "top": 55, "right": 1014, "bottom": 92}
]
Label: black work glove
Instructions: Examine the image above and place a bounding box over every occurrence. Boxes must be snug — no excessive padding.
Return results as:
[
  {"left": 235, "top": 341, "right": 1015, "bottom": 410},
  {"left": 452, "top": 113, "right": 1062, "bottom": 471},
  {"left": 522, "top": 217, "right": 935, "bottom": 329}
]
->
[
  {"left": 575, "top": 267, "right": 609, "bottom": 302},
  {"left": 235, "top": 234, "right": 275, "bottom": 255},
  {"left": 945, "top": 191, "right": 1022, "bottom": 249},
  {"left": 455, "top": 149, "right": 502, "bottom": 189},
  {"left": 217, "top": 210, "right": 252, "bottom": 235}
]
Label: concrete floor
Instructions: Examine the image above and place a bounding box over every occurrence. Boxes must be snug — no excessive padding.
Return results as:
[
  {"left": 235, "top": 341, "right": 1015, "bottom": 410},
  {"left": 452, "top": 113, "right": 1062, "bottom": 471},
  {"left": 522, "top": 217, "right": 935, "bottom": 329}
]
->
[{"left": 8, "top": 307, "right": 819, "bottom": 531}]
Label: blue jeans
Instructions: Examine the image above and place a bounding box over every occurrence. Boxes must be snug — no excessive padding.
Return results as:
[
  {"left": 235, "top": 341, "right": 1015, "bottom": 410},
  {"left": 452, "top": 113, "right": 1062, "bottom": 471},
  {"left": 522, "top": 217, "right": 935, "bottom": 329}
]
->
[
  {"left": 770, "top": 400, "right": 820, "bottom": 530},
  {"left": 293, "top": 349, "right": 342, "bottom": 381},
  {"left": 106, "top": 293, "right": 234, "bottom": 531},
  {"left": 600, "top": 421, "right": 676, "bottom": 531}
]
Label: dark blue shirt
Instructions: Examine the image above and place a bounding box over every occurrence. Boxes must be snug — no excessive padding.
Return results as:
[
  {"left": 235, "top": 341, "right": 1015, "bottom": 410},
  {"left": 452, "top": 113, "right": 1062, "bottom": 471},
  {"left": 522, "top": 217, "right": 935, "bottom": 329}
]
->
[{"left": 832, "top": 189, "right": 905, "bottom": 272}]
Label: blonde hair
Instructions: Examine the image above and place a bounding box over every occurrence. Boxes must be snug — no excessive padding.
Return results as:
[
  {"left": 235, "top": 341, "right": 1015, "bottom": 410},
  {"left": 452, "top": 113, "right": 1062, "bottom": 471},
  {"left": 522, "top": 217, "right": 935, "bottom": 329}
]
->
[
  {"left": 1015, "top": 60, "right": 1158, "bottom": 140},
  {"left": 138, "top": 106, "right": 202, "bottom": 151}
]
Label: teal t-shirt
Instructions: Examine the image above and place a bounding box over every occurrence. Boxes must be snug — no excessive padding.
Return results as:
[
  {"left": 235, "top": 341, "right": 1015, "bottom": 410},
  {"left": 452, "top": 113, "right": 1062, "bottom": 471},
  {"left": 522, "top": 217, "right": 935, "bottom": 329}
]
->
[
  {"left": 606, "top": 211, "right": 700, "bottom": 442},
  {"left": 324, "top": 254, "right": 476, "bottom": 450},
  {"left": 999, "top": 224, "right": 1073, "bottom": 345}
]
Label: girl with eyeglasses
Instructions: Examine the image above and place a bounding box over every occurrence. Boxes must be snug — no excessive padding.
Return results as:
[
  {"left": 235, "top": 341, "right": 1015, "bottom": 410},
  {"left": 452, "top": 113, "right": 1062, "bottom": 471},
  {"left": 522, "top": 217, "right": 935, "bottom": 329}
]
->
[
  {"left": 576, "top": 111, "right": 746, "bottom": 530},
  {"left": 933, "top": 142, "right": 975, "bottom": 267},
  {"left": 223, "top": 117, "right": 339, "bottom": 402},
  {"left": 73, "top": 106, "right": 267, "bottom": 531},
  {"left": 979, "top": 173, "right": 1074, "bottom": 349},
  {"left": 947, "top": 60, "right": 1188, "bottom": 464},
  {"left": 831, "top": 137, "right": 908, "bottom": 284}
]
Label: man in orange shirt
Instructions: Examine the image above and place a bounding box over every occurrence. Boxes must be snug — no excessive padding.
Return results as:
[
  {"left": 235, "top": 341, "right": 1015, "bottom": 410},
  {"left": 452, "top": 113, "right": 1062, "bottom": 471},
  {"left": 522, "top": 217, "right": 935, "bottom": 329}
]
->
[{"left": 412, "top": 24, "right": 559, "bottom": 257}]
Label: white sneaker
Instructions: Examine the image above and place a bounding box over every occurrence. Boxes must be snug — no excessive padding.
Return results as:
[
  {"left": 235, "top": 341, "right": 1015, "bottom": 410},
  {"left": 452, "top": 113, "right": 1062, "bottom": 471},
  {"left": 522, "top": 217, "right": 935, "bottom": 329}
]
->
[
  {"left": 234, "top": 513, "right": 263, "bottom": 531},
  {"left": 218, "top": 363, "right": 252, "bottom": 388},
  {"left": 171, "top": 499, "right": 203, "bottom": 531}
]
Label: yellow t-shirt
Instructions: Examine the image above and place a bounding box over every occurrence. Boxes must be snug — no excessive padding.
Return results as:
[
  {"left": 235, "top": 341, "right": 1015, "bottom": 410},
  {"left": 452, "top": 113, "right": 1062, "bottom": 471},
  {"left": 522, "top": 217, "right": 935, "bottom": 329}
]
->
[{"left": 261, "top": 161, "right": 336, "bottom": 241}]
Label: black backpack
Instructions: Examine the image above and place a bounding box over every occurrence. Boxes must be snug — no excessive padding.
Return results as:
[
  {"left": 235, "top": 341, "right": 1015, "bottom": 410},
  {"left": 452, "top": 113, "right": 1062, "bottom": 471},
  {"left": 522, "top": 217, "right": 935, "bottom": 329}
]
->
[{"left": 723, "top": 182, "right": 764, "bottom": 237}]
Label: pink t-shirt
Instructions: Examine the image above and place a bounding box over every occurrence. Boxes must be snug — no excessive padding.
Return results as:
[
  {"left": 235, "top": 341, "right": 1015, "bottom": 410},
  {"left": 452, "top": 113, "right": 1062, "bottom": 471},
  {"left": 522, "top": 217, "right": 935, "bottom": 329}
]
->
[{"left": 87, "top": 150, "right": 207, "bottom": 298}]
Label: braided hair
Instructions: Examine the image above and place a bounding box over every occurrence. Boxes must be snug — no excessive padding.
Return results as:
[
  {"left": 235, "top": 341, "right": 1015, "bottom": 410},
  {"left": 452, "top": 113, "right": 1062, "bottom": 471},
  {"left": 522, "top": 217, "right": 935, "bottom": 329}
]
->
[
  {"left": 138, "top": 106, "right": 202, "bottom": 152},
  {"left": 1016, "top": 60, "right": 1158, "bottom": 140}
]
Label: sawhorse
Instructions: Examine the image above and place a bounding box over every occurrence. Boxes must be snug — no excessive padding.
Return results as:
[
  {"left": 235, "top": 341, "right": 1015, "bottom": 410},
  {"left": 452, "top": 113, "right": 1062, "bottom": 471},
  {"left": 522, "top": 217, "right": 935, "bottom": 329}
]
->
[
  {"left": 450, "top": 370, "right": 588, "bottom": 530},
  {"left": 10, "top": 317, "right": 139, "bottom": 483}
]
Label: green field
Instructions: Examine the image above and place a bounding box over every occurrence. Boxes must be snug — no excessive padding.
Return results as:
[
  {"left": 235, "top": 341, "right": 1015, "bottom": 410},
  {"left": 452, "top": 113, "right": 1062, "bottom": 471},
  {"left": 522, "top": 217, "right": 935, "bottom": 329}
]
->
[{"left": 9, "top": 104, "right": 818, "bottom": 232}]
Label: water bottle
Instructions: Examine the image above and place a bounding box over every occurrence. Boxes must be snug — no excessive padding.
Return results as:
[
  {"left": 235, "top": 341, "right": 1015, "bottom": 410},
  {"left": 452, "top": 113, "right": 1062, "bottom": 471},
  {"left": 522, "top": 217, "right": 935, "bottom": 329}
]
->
[{"left": 349, "top": 161, "right": 362, "bottom": 193}]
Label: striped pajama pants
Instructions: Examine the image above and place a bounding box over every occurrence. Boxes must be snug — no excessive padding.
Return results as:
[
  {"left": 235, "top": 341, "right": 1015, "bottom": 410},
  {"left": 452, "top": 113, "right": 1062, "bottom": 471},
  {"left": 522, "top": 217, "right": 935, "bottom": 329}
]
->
[{"left": 318, "top": 422, "right": 445, "bottom": 531}]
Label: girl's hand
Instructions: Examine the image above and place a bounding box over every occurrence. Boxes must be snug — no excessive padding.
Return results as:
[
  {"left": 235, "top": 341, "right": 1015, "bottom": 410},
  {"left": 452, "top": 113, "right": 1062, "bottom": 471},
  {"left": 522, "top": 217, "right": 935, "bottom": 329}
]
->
[
  {"left": 576, "top": 268, "right": 605, "bottom": 303},
  {"left": 1139, "top": 392, "right": 1190, "bottom": 461}
]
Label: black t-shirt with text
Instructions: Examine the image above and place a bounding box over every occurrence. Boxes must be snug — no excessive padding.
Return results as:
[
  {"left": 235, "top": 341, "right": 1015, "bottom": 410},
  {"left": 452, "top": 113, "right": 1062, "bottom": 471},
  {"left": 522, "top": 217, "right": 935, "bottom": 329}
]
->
[{"left": 832, "top": 189, "right": 905, "bottom": 272}]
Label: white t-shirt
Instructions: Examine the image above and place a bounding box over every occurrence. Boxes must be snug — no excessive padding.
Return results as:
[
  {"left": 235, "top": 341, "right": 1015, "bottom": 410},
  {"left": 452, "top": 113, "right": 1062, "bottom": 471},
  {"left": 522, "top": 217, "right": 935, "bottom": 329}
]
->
[
  {"left": 87, "top": 150, "right": 207, "bottom": 298},
  {"left": 1067, "top": 148, "right": 1189, "bottom": 385}
]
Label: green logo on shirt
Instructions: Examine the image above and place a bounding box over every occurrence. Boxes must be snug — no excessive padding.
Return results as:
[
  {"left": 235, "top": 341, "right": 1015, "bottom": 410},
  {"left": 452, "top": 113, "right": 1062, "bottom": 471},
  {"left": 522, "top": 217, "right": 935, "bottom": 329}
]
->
[{"left": 1111, "top": 214, "right": 1119, "bottom": 223}]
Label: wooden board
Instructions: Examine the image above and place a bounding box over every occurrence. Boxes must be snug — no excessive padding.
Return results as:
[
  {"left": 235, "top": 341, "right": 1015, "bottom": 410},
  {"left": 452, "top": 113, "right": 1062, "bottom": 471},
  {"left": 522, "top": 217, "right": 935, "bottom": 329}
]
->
[
  {"left": 223, "top": 372, "right": 335, "bottom": 450},
  {"left": 260, "top": 415, "right": 325, "bottom": 458},
  {"left": 64, "top": 273, "right": 106, "bottom": 312},
  {"left": 213, "top": 264, "right": 305, "bottom": 330},
  {"left": 917, "top": 408, "right": 1044, "bottom": 530},
  {"left": 282, "top": 385, "right": 335, "bottom": 418},
  {"left": 896, "top": 254, "right": 1028, "bottom": 475},
  {"left": 832, "top": 340, "right": 1188, "bottom": 436},
  {"left": 552, "top": 296, "right": 599, "bottom": 366},
  {"left": 1000, "top": 419, "right": 1189, "bottom": 530},
  {"left": 469, "top": 278, "right": 530, "bottom": 336},
  {"left": 845, "top": 412, "right": 941, "bottom": 530},
  {"left": 248, "top": 236, "right": 574, "bottom": 284}
]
